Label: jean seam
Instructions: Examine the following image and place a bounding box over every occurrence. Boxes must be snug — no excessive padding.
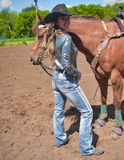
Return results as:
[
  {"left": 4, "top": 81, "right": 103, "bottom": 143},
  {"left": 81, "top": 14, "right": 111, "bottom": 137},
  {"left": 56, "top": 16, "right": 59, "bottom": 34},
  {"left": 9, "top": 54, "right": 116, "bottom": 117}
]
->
[{"left": 74, "top": 83, "right": 93, "bottom": 154}]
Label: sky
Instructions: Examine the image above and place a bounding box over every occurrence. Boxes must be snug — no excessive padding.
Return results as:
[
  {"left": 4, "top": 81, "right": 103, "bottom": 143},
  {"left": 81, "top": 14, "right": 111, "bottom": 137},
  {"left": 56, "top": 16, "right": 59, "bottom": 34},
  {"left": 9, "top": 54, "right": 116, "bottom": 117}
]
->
[{"left": 0, "top": 0, "right": 124, "bottom": 13}]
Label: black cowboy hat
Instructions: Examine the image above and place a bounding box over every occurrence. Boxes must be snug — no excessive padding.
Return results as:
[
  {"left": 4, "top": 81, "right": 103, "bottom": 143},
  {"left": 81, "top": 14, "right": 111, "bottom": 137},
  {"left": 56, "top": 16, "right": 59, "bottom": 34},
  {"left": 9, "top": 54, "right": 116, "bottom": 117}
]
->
[{"left": 44, "top": 3, "right": 77, "bottom": 23}]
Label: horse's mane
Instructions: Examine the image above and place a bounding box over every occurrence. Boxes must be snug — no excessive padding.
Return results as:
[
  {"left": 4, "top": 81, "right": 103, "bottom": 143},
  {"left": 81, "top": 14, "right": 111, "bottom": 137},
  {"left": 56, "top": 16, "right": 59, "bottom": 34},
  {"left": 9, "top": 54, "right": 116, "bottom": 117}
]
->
[{"left": 71, "top": 15, "right": 101, "bottom": 21}]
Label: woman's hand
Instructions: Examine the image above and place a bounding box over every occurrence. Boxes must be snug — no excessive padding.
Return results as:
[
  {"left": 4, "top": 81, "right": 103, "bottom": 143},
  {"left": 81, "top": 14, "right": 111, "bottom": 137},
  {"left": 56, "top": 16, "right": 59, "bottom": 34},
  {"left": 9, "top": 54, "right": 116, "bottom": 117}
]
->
[{"left": 78, "top": 77, "right": 81, "bottom": 82}]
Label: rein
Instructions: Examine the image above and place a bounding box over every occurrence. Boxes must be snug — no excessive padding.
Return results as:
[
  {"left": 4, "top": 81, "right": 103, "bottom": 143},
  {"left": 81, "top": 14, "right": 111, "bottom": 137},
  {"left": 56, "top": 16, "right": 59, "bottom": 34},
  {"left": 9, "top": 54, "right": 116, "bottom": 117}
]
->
[{"left": 40, "top": 62, "right": 53, "bottom": 77}]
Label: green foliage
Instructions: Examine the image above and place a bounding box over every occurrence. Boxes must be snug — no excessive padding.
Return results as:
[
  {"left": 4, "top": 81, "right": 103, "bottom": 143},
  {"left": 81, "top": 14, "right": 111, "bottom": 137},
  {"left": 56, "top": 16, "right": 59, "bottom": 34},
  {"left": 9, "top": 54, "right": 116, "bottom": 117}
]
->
[
  {"left": 23, "top": 39, "right": 27, "bottom": 45},
  {"left": 22, "top": 3, "right": 36, "bottom": 12},
  {"left": 0, "top": 8, "right": 18, "bottom": 36},
  {"left": 13, "top": 10, "right": 36, "bottom": 36},
  {"left": 12, "top": 10, "right": 50, "bottom": 36},
  {"left": 68, "top": 5, "right": 78, "bottom": 15},
  {"left": 0, "top": 34, "right": 36, "bottom": 46},
  {"left": 38, "top": 10, "right": 50, "bottom": 18},
  {"left": 77, "top": 4, "right": 89, "bottom": 15},
  {"left": 0, "top": 19, "right": 4, "bottom": 35},
  {"left": 68, "top": 4, "right": 105, "bottom": 18},
  {"left": 109, "top": 11, "right": 116, "bottom": 18},
  {"left": 104, "top": 4, "right": 112, "bottom": 19},
  {"left": 104, "top": 3, "right": 124, "bottom": 19},
  {"left": 120, "top": 3, "right": 124, "bottom": 9},
  {"left": 112, "top": 3, "right": 121, "bottom": 13},
  {"left": 86, "top": 4, "right": 105, "bottom": 18}
]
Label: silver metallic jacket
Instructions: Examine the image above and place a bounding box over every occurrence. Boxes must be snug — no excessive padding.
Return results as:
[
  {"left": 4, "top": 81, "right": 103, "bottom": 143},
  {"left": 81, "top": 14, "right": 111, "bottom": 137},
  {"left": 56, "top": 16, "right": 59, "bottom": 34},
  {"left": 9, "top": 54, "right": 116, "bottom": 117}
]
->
[{"left": 55, "top": 33, "right": 82, "bottom": 79}]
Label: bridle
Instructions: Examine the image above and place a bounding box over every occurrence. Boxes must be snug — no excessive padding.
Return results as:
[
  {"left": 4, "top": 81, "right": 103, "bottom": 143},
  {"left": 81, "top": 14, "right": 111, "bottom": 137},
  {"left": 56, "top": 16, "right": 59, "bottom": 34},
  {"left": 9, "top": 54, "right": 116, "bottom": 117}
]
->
[
  {"left": 38, "top": 24, "right": 49, "bottom": 51},
  {"left": 37, "top": 24, "right": 53, "bottom": 77},
  {"left": 33, "top": 2, "right": 53, "bottom": 77}
]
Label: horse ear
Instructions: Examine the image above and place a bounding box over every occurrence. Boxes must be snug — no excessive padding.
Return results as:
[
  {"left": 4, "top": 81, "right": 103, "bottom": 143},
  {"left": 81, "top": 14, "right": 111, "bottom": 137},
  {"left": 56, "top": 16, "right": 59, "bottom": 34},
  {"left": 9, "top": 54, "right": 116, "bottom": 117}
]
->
[{"left": 36, "top": 13, "right": 45, "bottom": 24}]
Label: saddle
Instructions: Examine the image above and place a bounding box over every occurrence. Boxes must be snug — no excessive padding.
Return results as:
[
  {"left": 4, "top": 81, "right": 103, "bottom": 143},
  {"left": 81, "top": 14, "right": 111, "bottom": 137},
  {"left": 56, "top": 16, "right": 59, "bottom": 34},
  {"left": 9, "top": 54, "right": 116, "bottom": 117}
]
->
[{"left": 110, "top": 6, "right": 124, "bottom": 32}]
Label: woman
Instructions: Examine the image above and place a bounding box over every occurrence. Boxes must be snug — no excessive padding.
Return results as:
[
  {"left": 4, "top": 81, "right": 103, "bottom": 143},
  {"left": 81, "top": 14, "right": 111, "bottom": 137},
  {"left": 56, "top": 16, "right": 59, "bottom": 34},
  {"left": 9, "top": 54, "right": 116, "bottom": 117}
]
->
[{"left": 44, "top": 4, "right": 104, "bottom": 156}]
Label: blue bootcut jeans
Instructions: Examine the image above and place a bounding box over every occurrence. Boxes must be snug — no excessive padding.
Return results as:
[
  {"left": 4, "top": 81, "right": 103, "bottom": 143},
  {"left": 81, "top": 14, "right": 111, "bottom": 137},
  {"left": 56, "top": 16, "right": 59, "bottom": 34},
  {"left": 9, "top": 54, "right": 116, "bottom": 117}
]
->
[{"left": 52, "top": 70, "right": 95, "bottom": 155}]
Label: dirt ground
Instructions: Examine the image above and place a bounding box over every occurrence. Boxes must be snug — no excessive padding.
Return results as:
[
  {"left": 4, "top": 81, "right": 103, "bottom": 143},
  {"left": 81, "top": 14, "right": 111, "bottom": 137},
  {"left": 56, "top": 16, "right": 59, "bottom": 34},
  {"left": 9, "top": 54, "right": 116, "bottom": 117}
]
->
[{"left": 0, "top": 45, "right": 124, "bottom": 160}]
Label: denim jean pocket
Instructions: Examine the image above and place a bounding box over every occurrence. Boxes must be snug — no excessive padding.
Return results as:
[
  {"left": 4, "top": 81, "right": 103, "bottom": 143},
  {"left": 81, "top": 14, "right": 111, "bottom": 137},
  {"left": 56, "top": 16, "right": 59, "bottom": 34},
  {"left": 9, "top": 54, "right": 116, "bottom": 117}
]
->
[{"left": 58, "top": 79, "right": 69, "bottom": 93}]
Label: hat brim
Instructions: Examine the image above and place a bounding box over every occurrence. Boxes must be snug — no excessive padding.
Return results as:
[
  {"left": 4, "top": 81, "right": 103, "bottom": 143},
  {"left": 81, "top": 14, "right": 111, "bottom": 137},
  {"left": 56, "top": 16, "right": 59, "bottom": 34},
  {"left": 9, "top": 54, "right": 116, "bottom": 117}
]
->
[{"left": 44, "top": 9, "right": 77, "bottom": 23}]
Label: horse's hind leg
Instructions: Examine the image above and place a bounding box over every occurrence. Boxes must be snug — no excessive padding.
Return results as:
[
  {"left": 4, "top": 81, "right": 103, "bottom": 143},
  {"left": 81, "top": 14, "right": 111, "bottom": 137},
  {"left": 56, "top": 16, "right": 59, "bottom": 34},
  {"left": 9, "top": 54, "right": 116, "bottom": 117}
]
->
[
  {"left": 95, "top": 77, "right": 108, "bottom": 128},
  {"left": 111, "top": 70, "right": 123, "bottom": 137}
]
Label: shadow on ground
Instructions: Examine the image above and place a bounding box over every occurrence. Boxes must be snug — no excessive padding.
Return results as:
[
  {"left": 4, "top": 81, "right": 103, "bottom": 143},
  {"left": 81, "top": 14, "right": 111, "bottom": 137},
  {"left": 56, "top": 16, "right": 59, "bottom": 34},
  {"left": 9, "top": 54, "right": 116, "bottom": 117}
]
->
[{"left": 65, "top": 100, "right": 124, "bottom": 147}]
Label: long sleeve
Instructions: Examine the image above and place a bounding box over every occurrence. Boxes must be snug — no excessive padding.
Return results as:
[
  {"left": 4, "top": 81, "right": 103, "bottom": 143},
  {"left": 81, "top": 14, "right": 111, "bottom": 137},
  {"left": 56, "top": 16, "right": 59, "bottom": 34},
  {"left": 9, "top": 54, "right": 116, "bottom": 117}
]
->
[
  {"left": 55, "top": 34, "right": 81, "bottom": 79},
  {"left": 62, "top": 35, "right": 81, "bottom": 78}
]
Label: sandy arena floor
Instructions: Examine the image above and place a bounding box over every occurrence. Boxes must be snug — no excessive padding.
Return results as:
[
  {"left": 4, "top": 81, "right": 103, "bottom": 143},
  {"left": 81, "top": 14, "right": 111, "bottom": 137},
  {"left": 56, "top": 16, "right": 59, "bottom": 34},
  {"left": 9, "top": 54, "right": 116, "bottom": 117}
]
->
[{"left": 0, "top": 45, "right": 124, "bottom": 160}]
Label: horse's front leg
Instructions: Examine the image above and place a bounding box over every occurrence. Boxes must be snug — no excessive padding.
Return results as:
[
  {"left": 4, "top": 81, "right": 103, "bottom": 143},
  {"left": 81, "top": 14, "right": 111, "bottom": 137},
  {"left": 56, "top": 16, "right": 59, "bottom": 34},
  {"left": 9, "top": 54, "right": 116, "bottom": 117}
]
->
[
  {"left": 111, "top": 71, "right": 123, "bottom": 137},
  {"left": 95, "top": 76, "right": 109, "bottom": 128}
]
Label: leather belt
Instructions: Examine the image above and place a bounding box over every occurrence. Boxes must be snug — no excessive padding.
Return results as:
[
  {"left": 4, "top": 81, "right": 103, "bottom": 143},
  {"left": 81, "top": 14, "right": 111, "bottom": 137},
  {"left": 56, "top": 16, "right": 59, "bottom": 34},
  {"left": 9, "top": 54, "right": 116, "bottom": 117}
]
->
[{"left": 56, "top": 69, "right": 64, "bottom": 73}]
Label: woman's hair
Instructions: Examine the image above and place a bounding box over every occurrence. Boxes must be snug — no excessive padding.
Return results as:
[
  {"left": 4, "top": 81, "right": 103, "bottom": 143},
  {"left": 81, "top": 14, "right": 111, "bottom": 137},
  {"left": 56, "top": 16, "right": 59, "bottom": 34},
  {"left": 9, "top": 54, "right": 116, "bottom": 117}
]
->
[{"left": 47, "top": 19, "right": 66, "bottom": 67}]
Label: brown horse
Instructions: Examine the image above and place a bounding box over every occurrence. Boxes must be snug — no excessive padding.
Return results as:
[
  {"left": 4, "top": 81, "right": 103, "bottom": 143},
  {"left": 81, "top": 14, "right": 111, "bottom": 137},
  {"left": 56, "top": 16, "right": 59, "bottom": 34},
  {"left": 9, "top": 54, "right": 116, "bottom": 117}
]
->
[{"left": 30, "top": 13, "right": 124, "bottom": 137}]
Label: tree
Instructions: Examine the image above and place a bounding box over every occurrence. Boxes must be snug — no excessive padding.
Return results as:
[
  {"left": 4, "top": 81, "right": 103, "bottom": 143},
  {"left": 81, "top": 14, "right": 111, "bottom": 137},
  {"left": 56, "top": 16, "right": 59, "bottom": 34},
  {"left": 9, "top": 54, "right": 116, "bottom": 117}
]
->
[
  {"left": 77, "top": 4, "right": 89, "bottom": 15},
  {"left": 68, "top": 6, "right": 78, "bottom": 15},
  {"left": 38, "top": 10, "right": 50, "bottom": 18},
  {"left": 13, "top": 10, "right": 36, "bottom": 35},
  {"left": 22, "top": 3, "right": 36, "bottom": 12},
  {"left": 109, "top": 11, "right": 116, "bottom": 18},
  {"left": 0, "top": 8, "right": 18, "bottom": 36},
  {"left": 104, "top": 4, "right": 112, "bottom": 19},
  {"left": 68, "top": 4, "right": 105, "bottom": 18},
  {"left": 0, "top": 19, "right": 4, "bottom": 35},
  {"left": 120, "top": 3, "right": 124, "bottom": 9},
  {"left": 104, "top": 3, "right": 124, "bottom": 19},
  {"left": 13, "top": 9, "right": 50, "bottom": 36},
  {"left": 86, "top": 4, "right": 105, "bottom": 18},
  {"left": 112, "top": 3, "right": 121, "bottom": 13}
]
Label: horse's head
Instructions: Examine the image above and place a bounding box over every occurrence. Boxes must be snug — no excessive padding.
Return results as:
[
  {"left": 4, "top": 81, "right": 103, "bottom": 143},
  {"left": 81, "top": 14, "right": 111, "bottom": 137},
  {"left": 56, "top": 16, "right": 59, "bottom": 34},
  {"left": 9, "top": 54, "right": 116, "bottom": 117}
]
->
[{"left": 30, "top": 13, "right": 50, "bottom": 65}]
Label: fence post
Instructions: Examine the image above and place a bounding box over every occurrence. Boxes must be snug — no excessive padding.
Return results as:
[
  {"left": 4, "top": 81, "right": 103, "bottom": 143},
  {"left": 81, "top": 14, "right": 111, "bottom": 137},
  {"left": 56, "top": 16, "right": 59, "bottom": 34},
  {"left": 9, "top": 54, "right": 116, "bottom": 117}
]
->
[
  {"left": 25, "top": 35, "right": 27, "bottom": 44},
  {"left": 18, "top": 36, "right": 19, "bottom": 45},
  {"left": 10, "top": 36, "right": 12, "bottom": 45},
  {"left": 1, "top": 35, "right": 5, "bottom": 46}
]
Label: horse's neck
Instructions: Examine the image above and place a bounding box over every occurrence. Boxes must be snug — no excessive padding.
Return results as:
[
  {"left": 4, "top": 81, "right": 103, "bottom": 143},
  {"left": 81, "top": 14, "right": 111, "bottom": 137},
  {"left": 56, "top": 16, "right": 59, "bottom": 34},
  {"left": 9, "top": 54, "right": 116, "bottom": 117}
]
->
[{"left": 68, "top": 19, "right": 119, "bottom": 62}]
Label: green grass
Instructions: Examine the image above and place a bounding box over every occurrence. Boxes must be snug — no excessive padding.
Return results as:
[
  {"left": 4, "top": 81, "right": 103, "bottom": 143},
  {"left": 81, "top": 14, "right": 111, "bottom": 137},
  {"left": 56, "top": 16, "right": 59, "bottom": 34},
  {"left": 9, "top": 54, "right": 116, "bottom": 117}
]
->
[{"left": 0, "top": 36, "right": 36, "bottom": 47}]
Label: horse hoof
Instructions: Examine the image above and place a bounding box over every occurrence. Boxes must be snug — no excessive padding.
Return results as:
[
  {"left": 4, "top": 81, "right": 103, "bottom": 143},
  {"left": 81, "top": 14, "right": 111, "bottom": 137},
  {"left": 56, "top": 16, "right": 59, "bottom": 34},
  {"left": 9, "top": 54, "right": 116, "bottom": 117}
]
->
[
  {"left": 111, "top": 126, "right": 122, "bottom": 139},
  {"left": 95, "top": 123, "right": 102, "bottom": 128},
  {"left": 95, "top": 118, "right": 105, "bottom": 128},
  {"left": 110, "top": 131, "right": 120, "bottom": 139}
]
